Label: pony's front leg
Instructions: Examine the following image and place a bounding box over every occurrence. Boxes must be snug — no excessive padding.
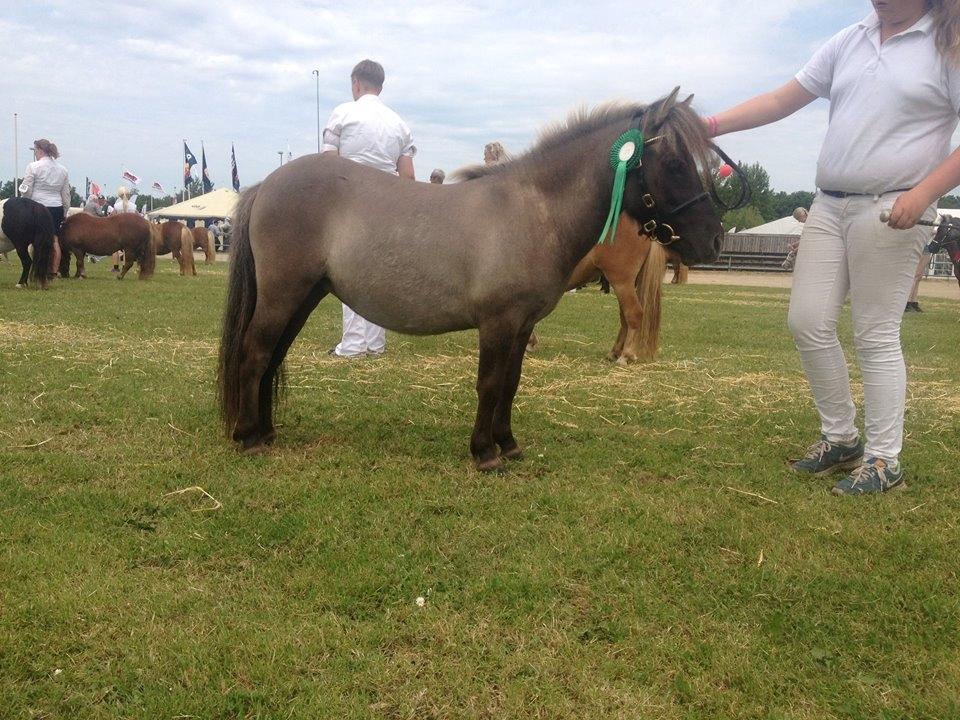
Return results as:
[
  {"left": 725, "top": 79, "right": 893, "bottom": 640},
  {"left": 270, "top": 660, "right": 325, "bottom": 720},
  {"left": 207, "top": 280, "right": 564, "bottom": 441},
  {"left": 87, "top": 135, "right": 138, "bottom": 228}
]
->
[
  {"left": 471, "top": 323, "right": 515, "bottom": 472},
  {"left": 492, "top": 325, "right": 534, "bottom": 461},
  {"left": 610, "top": 277, "right": 645, "bottom": 365}
]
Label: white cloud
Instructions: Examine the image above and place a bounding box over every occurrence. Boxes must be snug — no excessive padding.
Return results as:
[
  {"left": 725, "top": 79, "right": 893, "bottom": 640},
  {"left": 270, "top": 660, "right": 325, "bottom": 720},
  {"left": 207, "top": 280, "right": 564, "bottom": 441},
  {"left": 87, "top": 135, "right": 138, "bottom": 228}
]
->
[{"left": 1, "top": 1, "right": 868, "bottom": 195}]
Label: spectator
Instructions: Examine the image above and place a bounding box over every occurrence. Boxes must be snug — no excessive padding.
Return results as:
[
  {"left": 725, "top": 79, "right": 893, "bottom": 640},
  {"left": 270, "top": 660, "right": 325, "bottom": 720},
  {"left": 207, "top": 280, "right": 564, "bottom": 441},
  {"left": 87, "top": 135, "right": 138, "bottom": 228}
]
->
[
  {"left": 429, "top": 168, "right": 445, "bottom": 184},
  {"left": 706, "top": 1, "right": 960, "bottom": 494},
  {"left": 322, "top": 59, "right": 417, "bottom": 358},
  {"left": 19, "top": 138, "right": 69, "bottom": 278}
]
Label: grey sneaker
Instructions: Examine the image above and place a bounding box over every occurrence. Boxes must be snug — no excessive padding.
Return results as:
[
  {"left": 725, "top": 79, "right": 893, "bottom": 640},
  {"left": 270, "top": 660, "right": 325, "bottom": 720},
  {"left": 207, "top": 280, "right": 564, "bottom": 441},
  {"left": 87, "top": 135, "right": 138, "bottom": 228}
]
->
[
  {"left": 831, "top": 457, "right": 906, "bottom": 496},
  {"left": 789, "top": 435, "right": 864, "bottom": 476}
]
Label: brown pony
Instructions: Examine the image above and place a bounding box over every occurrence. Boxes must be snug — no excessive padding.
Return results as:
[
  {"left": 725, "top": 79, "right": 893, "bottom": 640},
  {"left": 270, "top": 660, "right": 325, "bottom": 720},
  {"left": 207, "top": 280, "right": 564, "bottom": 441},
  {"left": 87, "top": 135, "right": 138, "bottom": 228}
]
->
[
  {"left": 527, "top": 215, "right": 671, "bottom": 363},
  {"left": 190, "top": 226, "right": 216, "bottom": 263},
  {"left": 218, "top": 90, "right": 729, "bottom": 470},
  {"left": 151, "top": 221, "right": 196, "bottom": 276},
  {"left": 564, "top": 216, "right": 668, "bottom": 364},
  {"left": 59, "top": 213, "right": 156, "bottom": 279}
]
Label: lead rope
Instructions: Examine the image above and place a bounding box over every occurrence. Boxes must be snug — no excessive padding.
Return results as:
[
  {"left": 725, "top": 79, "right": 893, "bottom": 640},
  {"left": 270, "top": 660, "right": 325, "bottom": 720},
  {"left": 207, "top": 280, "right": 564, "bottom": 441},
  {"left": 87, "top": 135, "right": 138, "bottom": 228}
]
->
[{"left": 597, "top": 128, "right": 645, "bottom": 245}]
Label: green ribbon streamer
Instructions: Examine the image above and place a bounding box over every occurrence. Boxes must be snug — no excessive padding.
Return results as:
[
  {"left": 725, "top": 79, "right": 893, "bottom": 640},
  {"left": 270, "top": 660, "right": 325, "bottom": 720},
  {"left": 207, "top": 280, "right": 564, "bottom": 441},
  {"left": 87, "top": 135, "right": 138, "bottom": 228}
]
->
[{"left": 597, "top": 129, "right": 645, "bottom": 245}]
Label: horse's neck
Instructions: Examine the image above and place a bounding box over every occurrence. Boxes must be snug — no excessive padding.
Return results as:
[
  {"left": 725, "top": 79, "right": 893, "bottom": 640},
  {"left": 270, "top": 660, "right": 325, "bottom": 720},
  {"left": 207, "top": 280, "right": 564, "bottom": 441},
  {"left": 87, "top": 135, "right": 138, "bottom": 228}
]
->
[{"left": 526, "top": 134, "right": 617, "bottom": 273}]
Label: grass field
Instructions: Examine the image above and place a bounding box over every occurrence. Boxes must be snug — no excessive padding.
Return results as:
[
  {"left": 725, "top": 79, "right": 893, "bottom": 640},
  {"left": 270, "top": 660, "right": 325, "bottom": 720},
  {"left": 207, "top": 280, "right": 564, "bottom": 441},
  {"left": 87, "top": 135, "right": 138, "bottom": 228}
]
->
[{"left": 1, "top": 257, "right": 958, "bottom": 719}]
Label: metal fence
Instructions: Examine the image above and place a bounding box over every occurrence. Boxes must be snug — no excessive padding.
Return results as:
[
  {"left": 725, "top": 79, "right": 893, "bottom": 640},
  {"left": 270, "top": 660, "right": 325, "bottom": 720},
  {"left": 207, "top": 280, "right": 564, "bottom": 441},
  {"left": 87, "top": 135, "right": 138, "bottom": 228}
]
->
[{"left": 699, "top": 233, "right": 956, "bottom": 276}]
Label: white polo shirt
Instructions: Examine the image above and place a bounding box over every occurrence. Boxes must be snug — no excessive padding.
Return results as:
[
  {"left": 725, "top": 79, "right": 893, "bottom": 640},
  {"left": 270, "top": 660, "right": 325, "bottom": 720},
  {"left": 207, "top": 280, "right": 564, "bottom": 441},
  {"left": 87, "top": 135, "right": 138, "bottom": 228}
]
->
[
  {"left": 321, "top": 93, "right": 416, "bottom": 175},
  {"left": 796, "top": 11, "right": 960, "bottom": 194}
]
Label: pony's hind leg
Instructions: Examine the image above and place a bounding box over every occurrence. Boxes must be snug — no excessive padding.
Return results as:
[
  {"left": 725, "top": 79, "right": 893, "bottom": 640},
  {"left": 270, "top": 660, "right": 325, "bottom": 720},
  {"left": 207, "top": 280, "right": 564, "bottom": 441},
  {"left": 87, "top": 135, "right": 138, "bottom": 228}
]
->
[
  {"left": 118, "top": 253, "right": 136, "bottom": 279},
  {"left": 234, "top": 277, "right": 325, "bottom": 452},
  {"left": 13, "top": 244, "right": 31, "bottom": 287},
  {"left": 73, "top": 249, "right": 86, "bottom": 278},
  {"left": 256, "top": 280, "right": 330, "bottom": 443}
]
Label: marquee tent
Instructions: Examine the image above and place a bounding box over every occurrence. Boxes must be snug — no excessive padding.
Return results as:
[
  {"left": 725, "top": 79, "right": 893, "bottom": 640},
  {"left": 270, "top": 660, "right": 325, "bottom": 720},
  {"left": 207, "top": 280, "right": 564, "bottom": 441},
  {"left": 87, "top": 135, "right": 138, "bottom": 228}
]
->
[{"left": 147, "top": 188, "right": 238, "bottom": 221}]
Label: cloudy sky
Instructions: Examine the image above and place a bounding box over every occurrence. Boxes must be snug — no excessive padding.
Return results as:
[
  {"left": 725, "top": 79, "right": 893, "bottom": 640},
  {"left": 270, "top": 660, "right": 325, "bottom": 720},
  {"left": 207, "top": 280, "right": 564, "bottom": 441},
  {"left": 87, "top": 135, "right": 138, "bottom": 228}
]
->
[{"left": 3, "top": 1, "right": 871, "bottom": 196}]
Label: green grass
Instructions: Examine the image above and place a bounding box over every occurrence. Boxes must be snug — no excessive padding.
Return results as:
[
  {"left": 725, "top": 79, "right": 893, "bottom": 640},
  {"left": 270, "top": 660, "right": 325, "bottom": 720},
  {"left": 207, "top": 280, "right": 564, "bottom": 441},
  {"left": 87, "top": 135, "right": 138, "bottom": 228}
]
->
[{"left": 1, "top": 258, "right": 958, "bottom": 719}]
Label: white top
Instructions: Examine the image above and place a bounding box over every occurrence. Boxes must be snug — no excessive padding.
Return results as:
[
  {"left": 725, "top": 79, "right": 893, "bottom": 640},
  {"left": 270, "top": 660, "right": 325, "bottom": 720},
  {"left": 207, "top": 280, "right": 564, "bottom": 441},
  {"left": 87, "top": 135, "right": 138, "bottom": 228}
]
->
[
  {"left": 113, "top": 197, "right": 138, "bottom": 214},
  {"left": 19, "top": 156, "right": 71, "bottom": 208},
  {"left": 321, "top": 93, "right": 416, "bottom": 175},
  {"left": 796, "top": 11, "right": 960, "bottom": 194}
]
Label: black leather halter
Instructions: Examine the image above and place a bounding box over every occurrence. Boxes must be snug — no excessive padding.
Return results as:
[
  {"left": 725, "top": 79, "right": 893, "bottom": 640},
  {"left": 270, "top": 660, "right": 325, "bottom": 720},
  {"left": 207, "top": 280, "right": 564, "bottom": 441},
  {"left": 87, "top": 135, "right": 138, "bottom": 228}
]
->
[{"left": 628, "top": 112, "right": 751, "bottom": 246}]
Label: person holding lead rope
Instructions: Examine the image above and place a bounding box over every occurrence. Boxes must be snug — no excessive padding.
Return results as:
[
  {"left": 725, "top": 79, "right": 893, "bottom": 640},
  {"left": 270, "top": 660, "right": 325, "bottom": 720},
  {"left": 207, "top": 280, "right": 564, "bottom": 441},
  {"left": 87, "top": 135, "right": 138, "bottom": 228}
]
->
[{"left": 704, "top": 0, "right": 960, "bottom": 494}]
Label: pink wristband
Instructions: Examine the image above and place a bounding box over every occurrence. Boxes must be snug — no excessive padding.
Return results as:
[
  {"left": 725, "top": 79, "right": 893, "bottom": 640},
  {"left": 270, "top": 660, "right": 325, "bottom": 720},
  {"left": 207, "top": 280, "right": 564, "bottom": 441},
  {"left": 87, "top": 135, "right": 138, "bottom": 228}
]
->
[{"left": 705, "top": 115, "right": 719, "bottom": 137}]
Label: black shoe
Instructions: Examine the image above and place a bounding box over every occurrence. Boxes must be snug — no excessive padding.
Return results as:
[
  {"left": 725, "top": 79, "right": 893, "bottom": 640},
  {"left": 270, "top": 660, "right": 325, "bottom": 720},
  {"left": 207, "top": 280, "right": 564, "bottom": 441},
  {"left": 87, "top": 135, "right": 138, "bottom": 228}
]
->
[{"left": 904, "top": 301, "right": 922, "bottom": 313}]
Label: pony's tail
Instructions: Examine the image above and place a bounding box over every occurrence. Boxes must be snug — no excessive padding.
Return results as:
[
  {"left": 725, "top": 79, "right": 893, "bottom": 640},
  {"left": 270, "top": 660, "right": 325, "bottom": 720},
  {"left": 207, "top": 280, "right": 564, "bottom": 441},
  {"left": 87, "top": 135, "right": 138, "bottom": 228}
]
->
[
  {"left": 138, "top": 223, "right": 156, "bottom": 278},
  {"left": 28, "top": 204, "right": 55, "bottom": 287},
  {"left": 204, "top": 230, "right": 216, "bottom": 263},
  {"left": 634, "top": 241, "right": 667, "bottom": 362},
  {"left": 218, "top": 183, "right": 260, "bottom": 436}
]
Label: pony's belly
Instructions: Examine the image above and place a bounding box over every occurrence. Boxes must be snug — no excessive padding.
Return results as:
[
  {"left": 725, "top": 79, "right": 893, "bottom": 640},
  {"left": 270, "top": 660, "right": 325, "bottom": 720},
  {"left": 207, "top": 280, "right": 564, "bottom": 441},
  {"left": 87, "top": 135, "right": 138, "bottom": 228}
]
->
[{"left": 0, "top": 236, "right": 13, "bottom": 254}]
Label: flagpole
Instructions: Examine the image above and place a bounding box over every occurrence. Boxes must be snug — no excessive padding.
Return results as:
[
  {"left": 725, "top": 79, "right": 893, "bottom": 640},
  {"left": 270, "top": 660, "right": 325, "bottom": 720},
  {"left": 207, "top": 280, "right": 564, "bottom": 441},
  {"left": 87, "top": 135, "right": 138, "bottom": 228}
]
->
[{"left": 184, "top": 139, "right": 191, "bottom": 200}]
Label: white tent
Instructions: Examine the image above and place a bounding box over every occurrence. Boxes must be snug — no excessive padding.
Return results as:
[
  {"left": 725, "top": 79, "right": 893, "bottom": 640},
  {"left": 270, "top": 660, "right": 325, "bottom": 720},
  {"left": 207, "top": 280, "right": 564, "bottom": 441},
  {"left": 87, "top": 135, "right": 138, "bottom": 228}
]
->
[
  {"left": 147, "top": 188, "right": 238, "bottom": 221},
  {"left": 735, "top": 215, "right": 804, "bottom": 236}
]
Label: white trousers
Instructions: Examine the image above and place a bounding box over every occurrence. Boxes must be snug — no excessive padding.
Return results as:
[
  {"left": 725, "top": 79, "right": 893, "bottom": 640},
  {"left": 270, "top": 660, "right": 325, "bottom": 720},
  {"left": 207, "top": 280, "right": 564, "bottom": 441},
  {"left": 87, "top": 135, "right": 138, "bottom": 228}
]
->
[
  {"left": 334, "top": 303, "right": 386, "bottom": 357},
  {"left": 786, "top": 192, "right": 931, "bottom": 462}
]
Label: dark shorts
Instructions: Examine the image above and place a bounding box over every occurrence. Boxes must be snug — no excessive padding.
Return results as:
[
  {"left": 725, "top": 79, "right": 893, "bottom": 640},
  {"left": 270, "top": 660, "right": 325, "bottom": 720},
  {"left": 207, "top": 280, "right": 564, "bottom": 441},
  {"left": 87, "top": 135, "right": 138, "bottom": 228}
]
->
[{"left": 47, "top": 205, "right": 65, "bottom": 232}]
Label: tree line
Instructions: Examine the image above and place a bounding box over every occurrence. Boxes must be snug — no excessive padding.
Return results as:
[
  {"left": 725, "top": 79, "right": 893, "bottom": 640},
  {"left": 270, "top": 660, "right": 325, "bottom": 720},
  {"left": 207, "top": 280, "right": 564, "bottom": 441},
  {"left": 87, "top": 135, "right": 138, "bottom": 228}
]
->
[
  {"left": 716, "top": 161, "right": 960, "bottom": 231},
  {"left": 0, "top": 177, "right": 208, "bottom": 213}
]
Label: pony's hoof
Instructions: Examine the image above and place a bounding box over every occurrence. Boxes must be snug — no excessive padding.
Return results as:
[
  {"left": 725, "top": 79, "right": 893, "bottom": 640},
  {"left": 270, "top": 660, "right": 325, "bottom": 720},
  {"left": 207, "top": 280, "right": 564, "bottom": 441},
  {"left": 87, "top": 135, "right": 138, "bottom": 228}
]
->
[
  {"left": 500, "top": 444, "right": 524, "bottom": 461},
  {"left": 475, "top": 456, "right": 505, "bottom": 474},
  {"left": 262, "top": 429, "right": 277, "bottom": 445},
  {"left": 14, "top": 283, "right": 24, "bottom": 289},
  {"left": 241, "top": 443, "right": 270, "bottom": 456},
  {"left": 616, "top": 355, "right": 634, "bottom": 367},
  {"left": 607, "top": 351, "right": 620, "bottom": 362}
]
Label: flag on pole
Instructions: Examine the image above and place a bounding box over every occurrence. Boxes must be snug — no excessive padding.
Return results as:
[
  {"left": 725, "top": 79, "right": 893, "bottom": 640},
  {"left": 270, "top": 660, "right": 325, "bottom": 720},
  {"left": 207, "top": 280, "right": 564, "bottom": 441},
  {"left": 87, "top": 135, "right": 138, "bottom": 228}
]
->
[
  {"left": 90, "top": 181, "right": 101, "bottom": 197},
  {"left": 122, "top": 169, "right": 140, "bottom": 186},
  {"left": 152, "top": 181, "right": 165, "bottom": 194},
  {"left": 231, "top": 144, "right": 240, "bottom": 192},
  {"left": 184, "top": 141, "right": 197, "bottom": 185},
  {"left": 201, "top": 145, "right": 213, "bottom": 193}
]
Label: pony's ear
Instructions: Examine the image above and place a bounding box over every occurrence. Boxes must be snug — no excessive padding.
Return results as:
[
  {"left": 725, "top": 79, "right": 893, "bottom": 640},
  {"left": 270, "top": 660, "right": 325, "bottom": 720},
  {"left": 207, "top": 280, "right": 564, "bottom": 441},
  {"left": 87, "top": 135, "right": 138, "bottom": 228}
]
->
[
  {"left": 649, "top": 86, "right": 681, "bottom": 129},
  {"left": 682, "top": 94, "right": 695, "bottom": 105}
]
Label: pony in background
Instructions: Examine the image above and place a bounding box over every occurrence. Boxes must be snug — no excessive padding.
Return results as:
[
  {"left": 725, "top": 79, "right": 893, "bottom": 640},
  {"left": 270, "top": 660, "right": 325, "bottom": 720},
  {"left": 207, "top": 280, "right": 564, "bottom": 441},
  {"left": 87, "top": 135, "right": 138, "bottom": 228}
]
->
[
  {"left": 59, "top": 213, "right": 156, "bottom": 279},
  {"left": 0, "top": 197, "right": 56, "bottom": 288},
  {"left": 151, "top": 221, "right": 196, "bottom": 276}
]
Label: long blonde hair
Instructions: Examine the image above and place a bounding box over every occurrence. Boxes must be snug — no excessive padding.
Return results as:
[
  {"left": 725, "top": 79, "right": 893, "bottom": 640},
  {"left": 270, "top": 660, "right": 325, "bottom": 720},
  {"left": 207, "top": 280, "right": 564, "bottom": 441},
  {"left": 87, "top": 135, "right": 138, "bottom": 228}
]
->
[
  {"left": 930, "top": 0, "right": 960, "bottom": 64},
  {"left": 117, "top": 186, "right": 131, "bottom": 212}
]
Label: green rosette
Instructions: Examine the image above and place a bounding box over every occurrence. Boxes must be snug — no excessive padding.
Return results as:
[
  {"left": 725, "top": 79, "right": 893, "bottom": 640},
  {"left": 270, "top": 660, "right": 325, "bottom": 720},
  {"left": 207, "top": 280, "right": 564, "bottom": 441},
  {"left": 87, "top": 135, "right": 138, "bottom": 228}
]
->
[{"left": 597, "top": 129, "right": 645, "bottom": 245}]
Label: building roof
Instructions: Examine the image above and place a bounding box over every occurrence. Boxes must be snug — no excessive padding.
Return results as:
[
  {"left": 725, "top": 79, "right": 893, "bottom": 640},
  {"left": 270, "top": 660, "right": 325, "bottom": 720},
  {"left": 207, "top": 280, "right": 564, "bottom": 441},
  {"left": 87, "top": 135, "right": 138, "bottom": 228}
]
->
[{"left": 735, "top": 215, "right": 804, "bottom": 236}]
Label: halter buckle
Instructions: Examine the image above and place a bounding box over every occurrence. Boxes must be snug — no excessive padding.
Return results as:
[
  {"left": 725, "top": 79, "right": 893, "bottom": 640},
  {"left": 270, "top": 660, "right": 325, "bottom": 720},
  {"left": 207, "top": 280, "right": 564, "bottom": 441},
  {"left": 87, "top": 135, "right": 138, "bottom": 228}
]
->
[
  {"left": 654, "top": 223, "right": 680, "bottom": 246},
  {"left": 643, "top": 219, "right": 658, "bottom": 234},
  {"left": 642, "top": 194, "right": 656, "bottom": 209}
]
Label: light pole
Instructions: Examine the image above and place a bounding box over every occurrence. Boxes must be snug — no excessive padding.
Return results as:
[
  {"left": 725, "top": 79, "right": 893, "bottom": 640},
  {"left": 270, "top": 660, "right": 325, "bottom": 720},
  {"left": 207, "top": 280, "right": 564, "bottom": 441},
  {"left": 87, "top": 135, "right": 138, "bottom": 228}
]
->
[
  {"left": 312, "top": 69, "right": 321, "bottom": 154},
  {"left": 13, "top": 112, "right": 19, "bottom": 197},
  {"left": 277, "top": 151, "right": 284, "bottom": 167}
]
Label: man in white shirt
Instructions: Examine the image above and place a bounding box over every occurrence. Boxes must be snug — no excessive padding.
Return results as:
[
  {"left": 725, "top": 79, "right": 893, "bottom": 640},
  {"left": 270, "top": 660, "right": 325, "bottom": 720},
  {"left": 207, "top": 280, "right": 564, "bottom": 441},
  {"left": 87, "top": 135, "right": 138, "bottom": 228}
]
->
[{"left": 322, "top": 59, "right": 416, "bottom": 358}]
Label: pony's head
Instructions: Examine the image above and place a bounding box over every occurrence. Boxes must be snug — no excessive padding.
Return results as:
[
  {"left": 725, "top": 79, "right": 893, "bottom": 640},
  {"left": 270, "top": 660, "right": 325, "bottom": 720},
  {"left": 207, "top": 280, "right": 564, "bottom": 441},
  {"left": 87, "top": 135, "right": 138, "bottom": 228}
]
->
[{"left": 620, "top": 88, "right": 727, "bottom": 266}]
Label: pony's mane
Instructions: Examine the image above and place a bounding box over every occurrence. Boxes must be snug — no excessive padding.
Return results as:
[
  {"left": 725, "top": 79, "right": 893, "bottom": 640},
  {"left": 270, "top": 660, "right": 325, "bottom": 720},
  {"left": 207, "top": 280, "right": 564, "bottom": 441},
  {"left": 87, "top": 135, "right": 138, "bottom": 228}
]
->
[{"left": 455, "top": 94, "right": 714, "bottom": 185}]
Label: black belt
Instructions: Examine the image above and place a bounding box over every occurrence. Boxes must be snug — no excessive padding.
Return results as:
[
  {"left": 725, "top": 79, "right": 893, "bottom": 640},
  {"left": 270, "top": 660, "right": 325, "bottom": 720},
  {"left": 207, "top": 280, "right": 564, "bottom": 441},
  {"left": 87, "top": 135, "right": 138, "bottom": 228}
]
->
[{"left": 820, "top": 188, "right": 910, "bottom": 199}]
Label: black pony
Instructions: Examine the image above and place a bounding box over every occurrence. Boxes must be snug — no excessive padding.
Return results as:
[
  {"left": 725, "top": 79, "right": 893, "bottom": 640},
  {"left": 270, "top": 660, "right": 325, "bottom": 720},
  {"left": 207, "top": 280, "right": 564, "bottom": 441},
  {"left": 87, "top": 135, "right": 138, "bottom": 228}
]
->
[{"left": 0, "top": 197, "right": 55, "bottom": 288}]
